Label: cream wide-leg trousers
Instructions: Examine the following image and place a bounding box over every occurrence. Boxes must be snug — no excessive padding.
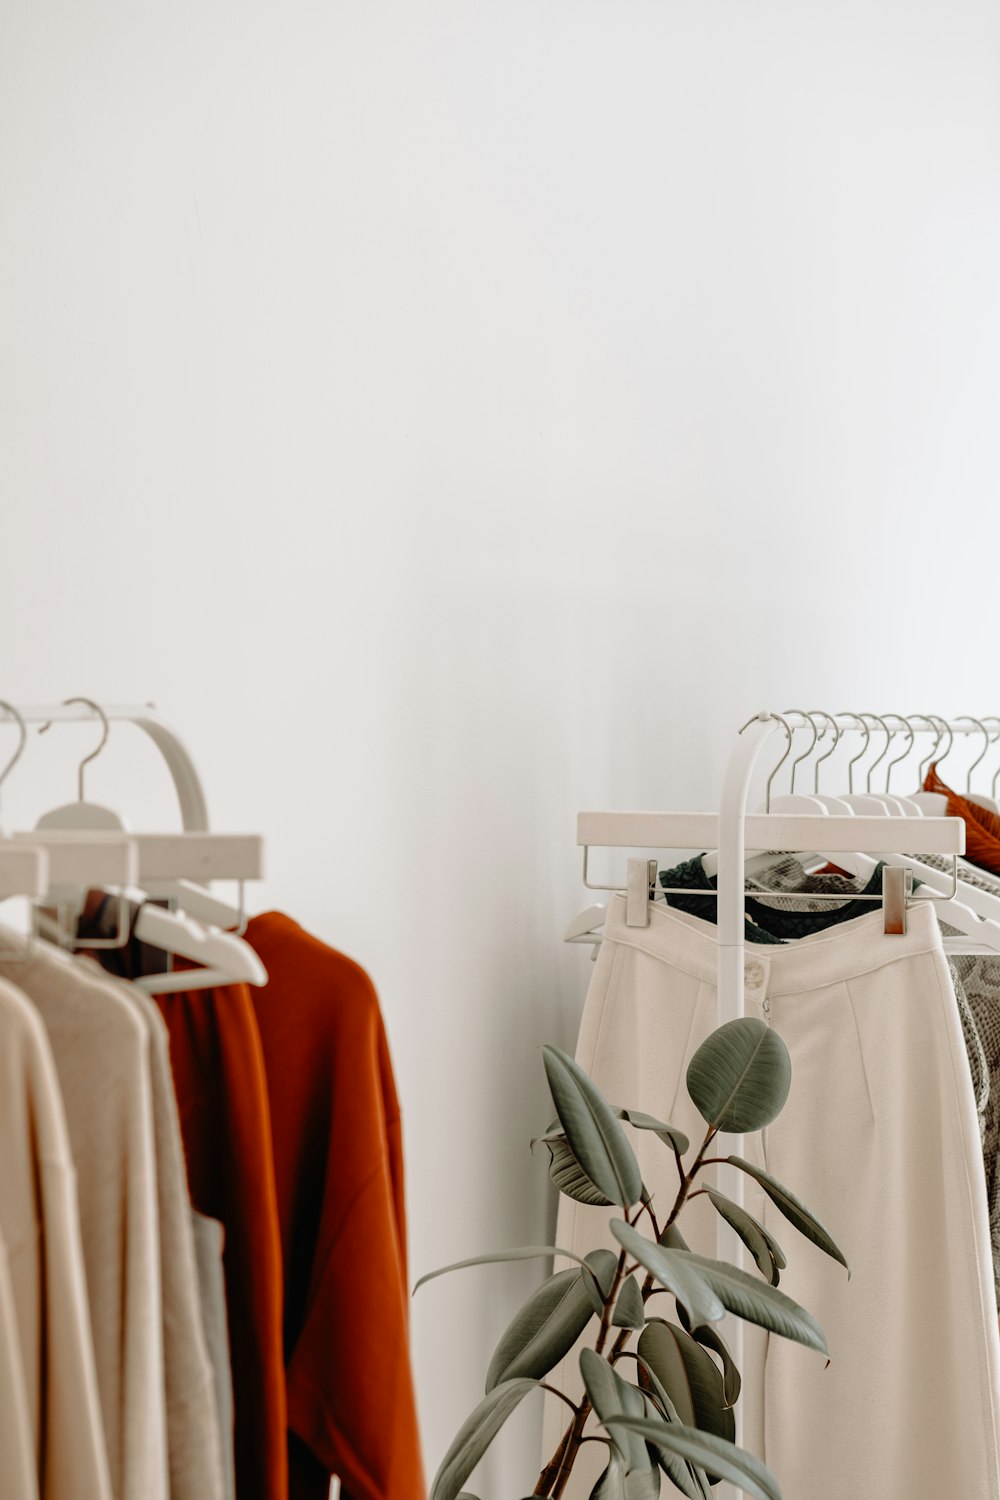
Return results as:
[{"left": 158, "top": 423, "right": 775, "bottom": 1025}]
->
[{"left": 541, "top": 898, "right": 1000, "bottom": 1499}]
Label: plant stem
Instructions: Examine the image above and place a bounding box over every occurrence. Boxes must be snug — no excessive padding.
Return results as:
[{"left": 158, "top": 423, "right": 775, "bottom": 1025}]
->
[{"left": 533, "top": 1124, "right": 720, "bottom": 1496}]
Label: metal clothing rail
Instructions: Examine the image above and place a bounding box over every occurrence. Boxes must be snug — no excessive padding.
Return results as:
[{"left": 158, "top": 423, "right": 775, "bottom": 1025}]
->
[{"left": 10, "top": 703, "right": 210, "bottom": 831}]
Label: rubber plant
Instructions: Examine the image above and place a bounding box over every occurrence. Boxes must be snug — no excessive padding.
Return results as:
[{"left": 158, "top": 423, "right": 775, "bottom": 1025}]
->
[{"left": 415, "top": 1016, "right": 849, "bottom": 1499}]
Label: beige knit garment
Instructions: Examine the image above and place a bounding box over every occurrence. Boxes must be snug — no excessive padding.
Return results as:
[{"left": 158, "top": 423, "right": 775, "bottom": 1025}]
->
[
  {"left": 0, "top": 936, "right": 168, "bottom": 1500},
  {"left": 99, "top": 975, "right": 225, "bottom": 1500},
  {"left": 0, "top": 1227, "right": 37, "bottom": 1500},
  {"left": 0, "top": 974, "right": 111, "bottom": 1500}
]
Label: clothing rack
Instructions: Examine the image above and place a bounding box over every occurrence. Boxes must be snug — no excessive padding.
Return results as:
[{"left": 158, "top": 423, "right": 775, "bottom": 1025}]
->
[
  {"left": 11, "top": 702, "right": 211, "bottom": 831},
  {"left": 576, "top": 709, "right": 976, "bottom": 1496}
]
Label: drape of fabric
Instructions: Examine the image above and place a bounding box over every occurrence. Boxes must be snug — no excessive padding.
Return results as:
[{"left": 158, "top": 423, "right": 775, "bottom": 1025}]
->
[
  {"left": 104, "top": 980, "right": 225, "bottom": 1500},
  {"left": 0, "top": 940, "right": 167, "bottom": 1500},
  {"left": 243, "top": 913, "right": 424, "bottom": 1500},
  {"left": 0, "top": 1226, "right": 38, "bottom": 1500},
  {"left": 0, "top": 970, "right": 111, "bottom": 1500},
  {"left": 149, "top": 979, "right": 288, "bottom": 1500},
  {"left": 924, "top": 764, "right": 1000, "bottom": 874},
  {"left": 543, "top": 899, "right": 1000, "bottom": 1499},
  {"left": 190, "top": 1214, "right": 236, "bottom": 1500}
]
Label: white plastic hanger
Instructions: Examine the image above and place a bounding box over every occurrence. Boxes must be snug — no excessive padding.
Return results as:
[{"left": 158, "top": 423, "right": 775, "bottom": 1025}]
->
[
  {"left": 32, "top": 698, "right": 266, "bottom": 989},
  {"left": 958, "top": 716, "right": 1000, "bottom": 815},
  {"left": 907, "top": 714, "right": 951, "bottom": 815}
]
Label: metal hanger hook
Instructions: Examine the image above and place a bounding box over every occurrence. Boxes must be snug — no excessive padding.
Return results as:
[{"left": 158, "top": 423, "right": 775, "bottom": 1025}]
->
[
  {"left": 38, "top": 697, "right": 111, "bottom": 800},
  {"left": 955, "top": 716, "right": 990, "bottom": 792},
  {"left": 783, "top": 710, "right": 818, "bottom": 794},
  {"left": 913, "top": 714, "right": 945, "bottom": 788},
  {"left": 806, "top": 710, "right": 840, "bottom": 793},
  {"left": 933, "top": 715, "right": 957, "bottom": 780},
  {"left": 881, "top": 713, "right": 915, "bottom": 793},
  {"left": 764, "top": 713, "right": 795, "bottom": 812},
  {"left": 0, "top": 701, "right": 28, "bottom": 825},
  {"left": 836, "top": 712, "right": 871, "bottom": 794},
  {"left": 983, "top": 717, "right": 1000, "bottom": 800},
  {"left": 853, "top": 711, "right": 894, "bottom": 792}
]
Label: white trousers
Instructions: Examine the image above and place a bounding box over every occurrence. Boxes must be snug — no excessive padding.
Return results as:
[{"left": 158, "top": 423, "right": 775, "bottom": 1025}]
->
[{"left": 542, "top": 898, "right": 1000, "bottom": 1499}]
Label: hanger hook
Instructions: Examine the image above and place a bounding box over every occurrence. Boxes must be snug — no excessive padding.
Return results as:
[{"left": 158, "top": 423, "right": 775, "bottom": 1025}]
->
[
  {"left": 955, "top": 716, "right": 990, "bottom": 792},
  {"left": 806, "top": 710, "right": 840, "bottom": 793},
  {"left": 912, "top": 714, "right": 944, "bottom": 787},
  {"left": 881, "top": 713, "right": 915, "bottom": 793},
  {"left": 0, "top": 701, "right": 28, "bottom": 826},
  {"left": 783, "top": 710, "right": 818, "bottom": 794},
  {"left": 856, "top": 711, "right": 893, "bottom": 792},
  {"left": 764, "top": 713, "right": 795, "bottom": 812},
  {"left": 38, "top": 697, "right": 111, "bottom": 801},
  {"left": 983, "top": 718, "right": 1000, "bottom": 800},
  {"left": 836, "top": 711, "right": 871, "bottom": 794},
  {"left": 933, "top": 715, "right": 956, "bottom": 780}
]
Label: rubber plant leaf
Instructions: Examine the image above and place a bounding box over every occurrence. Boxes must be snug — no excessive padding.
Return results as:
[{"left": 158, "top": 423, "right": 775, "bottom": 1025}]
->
[
  {"left": 637, "top": 1321, "right": 735, "bottom": 1443},
  {"left": 612, "top": 1275, "right": 646, "bottom": 1330},
  {"left": 726, "top": 1156, "right": 848, "bottom": 1272},
  {"left": 702, "top": 1188, "right": 780, "bottom": 1285},
  {"left": 485, "top": 1266, "right": 595, "bottom": 1391},
  {"left": 605, "top": 1418, "right": 783, "bottom": 1500},
  {"left": 414, "top": 1244, "right": 597, "bottom": 1295},
  {"left": 685, "top": 1017, "right": 791, "bottom": 1134},
  {"left": 610, "top": 1220, "right": 724, "bottom": 1331},
  {"left": 579, "top": 1347, "right": 655, "bottom": 1474},
  {"left": 674, "top": 1251, "right": 828, "bottom": 1356},
  {"left": 429, "top": 1379, "right": 539, "bottom": 1500},
  {"left": 676, "top": 1309, "right": 742, "bottom": 1407},
  {"left": 543, "top": 1045, "right": 643, "bottom": 1208},
  {"left": 582, "top": 1248, "right": 620, "bottom": 1318}
]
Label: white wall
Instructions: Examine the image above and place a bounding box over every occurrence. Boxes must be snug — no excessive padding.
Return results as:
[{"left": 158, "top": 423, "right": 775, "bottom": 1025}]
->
[{"left": 3, "top": 1, "right": 1000, "bottom": 1494}]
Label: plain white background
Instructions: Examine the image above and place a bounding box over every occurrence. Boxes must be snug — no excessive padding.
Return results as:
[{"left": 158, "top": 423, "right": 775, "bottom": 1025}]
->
[{"left": 3, "top": 1, "right": 1000, "bottom": 1493}]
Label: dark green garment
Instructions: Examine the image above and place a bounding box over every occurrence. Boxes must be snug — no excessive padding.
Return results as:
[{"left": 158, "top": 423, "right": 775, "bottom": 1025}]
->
[{"left": 658, "top": 855, "right": 892, "bottom": 943}]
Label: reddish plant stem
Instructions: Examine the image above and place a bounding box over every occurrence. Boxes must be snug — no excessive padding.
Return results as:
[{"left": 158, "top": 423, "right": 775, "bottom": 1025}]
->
[{"left": 533, "top": 1124, "right": 719, "bottom": 1496}]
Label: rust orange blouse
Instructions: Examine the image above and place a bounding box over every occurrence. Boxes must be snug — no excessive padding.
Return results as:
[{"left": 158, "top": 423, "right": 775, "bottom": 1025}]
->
[
  {"left": 924, "top": 764, "right": 1000, "bottom": 875},
  {"left": 243, "top": 912, "right": 424, "bottom": 1500}
]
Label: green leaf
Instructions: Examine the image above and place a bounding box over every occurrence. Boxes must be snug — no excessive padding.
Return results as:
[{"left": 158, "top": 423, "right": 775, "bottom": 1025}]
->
[
  {"left": 659, "top": 1222, "right": 690, "bottom": 1252},
  {"left": 612, "top": 1275, "right": 645, "bottom": 1330},
  {"left": 589, "top": 1457, "right": 659, "bottom": 1500},
  {"left": 414, "top": 1244, "right": 596, "bottom": 1295},
  {"left": 638, "top": 1391, "right": 709, "bottom": 1500},
  {"left": 543, "top": 1046, "right": 643, "bottom": 1208},
  {"left": 543, "top": 1135, "right": 616, "bottom": 1207},
  {"left": 429, "top": 1379, "right": 539, "bottom": 1500},
  {"left": 610, "top": 1220, "right": 724, "bottom": 1330},
  {"left": 703, "top": 1189, "right": 779, "bottom": 1284},
  {"left": 676, "top": 1312, "right": 742, "bottom": 1407},
  {"left": 582, "top": 1248, "right": 620, "bottom": 1317},
  {"left": 686, "top": 1018, "right": 791, "bottom": 1133},
  {"left": 675, "top": 1251, "right": 828, "bottom": 1356},
  {"left": 579, "top": 1348, "right": 653, "bottom": 1473},
  {"left": 727, "top": 1157, "right": 848, "bottom": 1273},
  {"left": 637, "top": 1322, "right": 734, "bottom": 1443},
  {"left": 485, "top": 1267, "right": 596, "bottom": 1391},
  {"left": 605, "top": 1418, "right": 783, "bottom": 1500},
  {"left": 617, "top": 1108, "right": 690, "bottom": 1156}
]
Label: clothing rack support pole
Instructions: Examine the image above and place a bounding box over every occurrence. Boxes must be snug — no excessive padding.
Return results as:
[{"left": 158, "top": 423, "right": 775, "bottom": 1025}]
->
[
  {"left": 12, "top": 704, "right": 210, "bottom": 831},
  {"left": 715, "top": 710, "right": 782, "bottom": 1499}
]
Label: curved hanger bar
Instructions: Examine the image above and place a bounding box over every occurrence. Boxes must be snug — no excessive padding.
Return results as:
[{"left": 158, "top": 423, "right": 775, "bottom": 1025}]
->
[
  {"left": 858, "top": 712, "right": 892, "bottom": 792},
  {"left": 0, "top": 701, "right": 28, "bottom": 830},
  {"left": 807, "top": 709, "right": 840, "bottom": 794},
  {"left": 934, "top": 716, "right": 957, "bottom": 781},
  {"left": 985, "top": 718, "right": 1000, "bottom": 800},
  {"left": 882, "top": 713, "right": 915, "bottom": 793},
  {"left": 764, "top": 713, "right": 795, "bottom": 812},
  {"left": 956, "top": 715, "right": 990, "bottom": 792},
  {"left": 836, "top": 711, "right": 871, "bottom": 794},
  {"left": 914, "top": 714, "right": 945, "bottom": 787},
  {"left": 38, "top": 697, "right": 111, "bottom": 801},
  {"left": 784, "top": 709, "right": 818, "bottom": 794}
]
